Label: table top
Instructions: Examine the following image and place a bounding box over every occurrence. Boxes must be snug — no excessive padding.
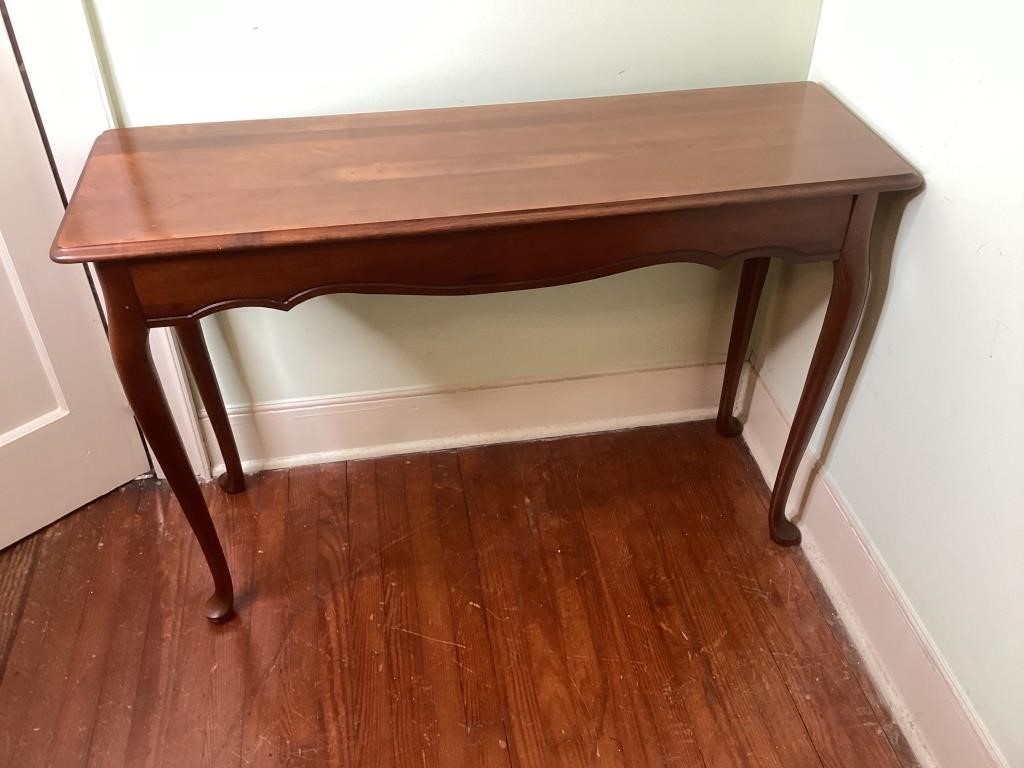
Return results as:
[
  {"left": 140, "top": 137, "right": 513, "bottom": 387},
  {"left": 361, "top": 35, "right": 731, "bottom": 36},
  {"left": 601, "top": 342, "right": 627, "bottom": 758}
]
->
[{"left": 52, "top": 82, "right": 921, "bottom": 263}]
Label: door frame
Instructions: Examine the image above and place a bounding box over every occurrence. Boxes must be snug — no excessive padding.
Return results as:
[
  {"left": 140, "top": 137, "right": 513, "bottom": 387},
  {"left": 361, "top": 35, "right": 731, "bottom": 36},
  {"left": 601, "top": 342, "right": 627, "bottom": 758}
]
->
[{"left": 3, "top": 0, "right": 211, "bottom": 480}]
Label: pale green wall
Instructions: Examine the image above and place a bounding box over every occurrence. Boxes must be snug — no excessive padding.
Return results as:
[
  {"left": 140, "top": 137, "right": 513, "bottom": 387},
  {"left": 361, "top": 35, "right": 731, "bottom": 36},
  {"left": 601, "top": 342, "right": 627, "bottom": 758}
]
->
[
  {"left": 88, "top": 0, "right": 823, "bottom": 406},
  {"left": 755, "top": 0, "right": 1024, "bottom": 762}
]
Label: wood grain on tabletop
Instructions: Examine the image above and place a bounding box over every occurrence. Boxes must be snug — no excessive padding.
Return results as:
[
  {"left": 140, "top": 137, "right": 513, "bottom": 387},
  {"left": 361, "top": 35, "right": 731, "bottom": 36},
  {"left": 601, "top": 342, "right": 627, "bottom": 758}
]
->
[{"left": 51, "top": 82, "right": 921, "bottom": 262}]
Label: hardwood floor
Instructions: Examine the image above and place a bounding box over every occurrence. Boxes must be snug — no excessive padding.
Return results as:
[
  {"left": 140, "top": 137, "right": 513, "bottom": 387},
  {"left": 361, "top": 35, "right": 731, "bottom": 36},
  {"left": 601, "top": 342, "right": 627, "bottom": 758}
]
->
[{"left": 0, "top": 422, "right": 917, "bottom": 767}]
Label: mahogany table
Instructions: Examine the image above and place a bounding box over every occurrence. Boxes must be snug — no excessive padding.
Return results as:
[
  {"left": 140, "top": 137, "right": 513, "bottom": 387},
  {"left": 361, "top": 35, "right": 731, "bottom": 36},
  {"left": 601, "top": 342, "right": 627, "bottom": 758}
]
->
[{"left": 52, "top": 82, "right": 921, "bottom": 622}]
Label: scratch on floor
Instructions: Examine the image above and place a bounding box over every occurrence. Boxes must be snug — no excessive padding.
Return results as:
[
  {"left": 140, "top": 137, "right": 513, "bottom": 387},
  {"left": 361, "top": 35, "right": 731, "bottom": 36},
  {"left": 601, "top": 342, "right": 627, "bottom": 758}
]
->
[
  {"left": 388, "top": 625, "right": 467, "bottom": 649},
  {"left": 468, "top": 601, "right": 511, "bottom": 622}
]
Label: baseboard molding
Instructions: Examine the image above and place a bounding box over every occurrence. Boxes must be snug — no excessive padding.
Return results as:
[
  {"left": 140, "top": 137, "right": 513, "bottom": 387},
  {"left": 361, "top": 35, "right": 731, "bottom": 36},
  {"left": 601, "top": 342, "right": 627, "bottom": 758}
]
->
[
  {"left": 201, "top": 362, "right": 727, "bottom": 474},
  {"left": 741, "top": 371, "right": 1007, "bottom": 768}
]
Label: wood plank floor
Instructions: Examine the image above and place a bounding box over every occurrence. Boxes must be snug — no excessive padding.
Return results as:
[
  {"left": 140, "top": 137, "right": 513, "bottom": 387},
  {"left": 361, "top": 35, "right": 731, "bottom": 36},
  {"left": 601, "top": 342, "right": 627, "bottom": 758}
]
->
[{"left": 0, "top": 422, "right": 917, "bottom": 767}]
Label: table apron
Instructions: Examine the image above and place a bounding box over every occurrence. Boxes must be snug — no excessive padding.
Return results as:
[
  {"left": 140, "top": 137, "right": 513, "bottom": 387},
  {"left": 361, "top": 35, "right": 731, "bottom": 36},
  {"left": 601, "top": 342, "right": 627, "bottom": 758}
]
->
[{"left": 126, "top": 195, "right": 853, "bottom": 325}]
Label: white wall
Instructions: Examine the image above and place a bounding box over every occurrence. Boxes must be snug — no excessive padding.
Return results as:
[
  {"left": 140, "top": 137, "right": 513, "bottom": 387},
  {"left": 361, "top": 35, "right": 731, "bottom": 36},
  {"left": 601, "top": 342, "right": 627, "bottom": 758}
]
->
[
  {"left": 86, "top": 0, "right": 822, "bottom": 405},
  {"left": 754, "top": 1, "right": 1023, "bottom": 764}
]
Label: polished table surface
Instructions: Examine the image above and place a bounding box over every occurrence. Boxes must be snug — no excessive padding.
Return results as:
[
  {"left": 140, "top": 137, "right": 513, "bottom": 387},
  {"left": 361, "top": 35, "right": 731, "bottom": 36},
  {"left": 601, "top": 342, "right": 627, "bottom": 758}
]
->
[
  {"left": 52, "top": 82, "right": 917, "bottom": 262},
  {"left": 52, "top": 82, "right": 921, "bottom": 621}
]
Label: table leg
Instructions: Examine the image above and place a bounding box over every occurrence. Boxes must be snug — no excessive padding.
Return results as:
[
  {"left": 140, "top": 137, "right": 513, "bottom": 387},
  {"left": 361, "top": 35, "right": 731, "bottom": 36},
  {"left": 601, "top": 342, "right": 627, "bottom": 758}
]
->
[
  {"left": 100, "top": 267, "right": 234, "bottom": 622},
  {"left": 768, "top": 193, "right": 877, "bottom": 546},
  {"left": 717, "top": 256, "right": 771, "bottom": 436},
  {"left": 175, "top": 320, "right": 246, "bottom": 494}
]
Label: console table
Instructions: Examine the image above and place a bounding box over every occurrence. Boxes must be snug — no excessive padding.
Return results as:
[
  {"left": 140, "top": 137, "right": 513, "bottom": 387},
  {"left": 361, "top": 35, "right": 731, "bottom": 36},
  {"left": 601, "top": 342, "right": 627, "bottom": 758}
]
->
[{"left": 52, "top": 82, "right": 921, "bottom": 622}]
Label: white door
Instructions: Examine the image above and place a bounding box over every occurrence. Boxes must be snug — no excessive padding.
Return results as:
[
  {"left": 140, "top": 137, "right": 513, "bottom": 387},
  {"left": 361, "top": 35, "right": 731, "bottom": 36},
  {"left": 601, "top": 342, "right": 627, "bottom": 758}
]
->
[{"left": 0, "top": 24, "right": 149, "bottom": 548}]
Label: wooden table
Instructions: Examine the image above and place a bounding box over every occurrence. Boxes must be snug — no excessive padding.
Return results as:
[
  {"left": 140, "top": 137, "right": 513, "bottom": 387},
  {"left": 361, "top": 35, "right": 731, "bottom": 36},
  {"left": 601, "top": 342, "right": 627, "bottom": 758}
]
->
[{"left": 52, "top": 82, "right": 921, "bottom": 622}]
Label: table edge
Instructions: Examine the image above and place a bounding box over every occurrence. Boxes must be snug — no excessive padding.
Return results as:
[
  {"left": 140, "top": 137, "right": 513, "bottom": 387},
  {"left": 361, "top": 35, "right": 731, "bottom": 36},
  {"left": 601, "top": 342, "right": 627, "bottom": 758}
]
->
[{"left": 50, "top": 174, "right": 922, "bottom": 264}]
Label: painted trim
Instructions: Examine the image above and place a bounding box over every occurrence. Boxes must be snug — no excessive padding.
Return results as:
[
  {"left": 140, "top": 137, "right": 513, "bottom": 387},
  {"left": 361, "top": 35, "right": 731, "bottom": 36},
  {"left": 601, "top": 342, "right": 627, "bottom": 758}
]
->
[
  {"left": 3, "top": 0, "right": 208, "bottom": 479},
  {"left": 0, "top": 229, "right": 69, "bottom": 416},
  {"left": 741, "top": 368, "right": 1008, "bottom": 768},
  {"left": 200, "top": 362, "right": 729, "bottom": 473}
]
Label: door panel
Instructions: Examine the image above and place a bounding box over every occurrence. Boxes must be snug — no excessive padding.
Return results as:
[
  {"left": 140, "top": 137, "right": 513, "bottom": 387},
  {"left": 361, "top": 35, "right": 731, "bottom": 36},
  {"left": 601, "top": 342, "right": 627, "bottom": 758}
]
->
[
  {"left": 0, "top": 239, "right": 63, "bottom": 435},
  {"left": 0, "top": 22, "right": 149, "bottom": 547}
]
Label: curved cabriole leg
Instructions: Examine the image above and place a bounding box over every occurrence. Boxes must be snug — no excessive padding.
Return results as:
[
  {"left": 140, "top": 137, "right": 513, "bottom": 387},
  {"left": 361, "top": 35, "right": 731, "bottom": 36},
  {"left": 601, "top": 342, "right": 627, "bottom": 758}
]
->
[
  {"left": 101, "top": 267, "right": 234, "bottom": 622},
  {"left": 769, "top": 194, "right": 877, "bottom": 546},
  {"left": 175, "top": 320, "right": 246, "bottom": 494},
  {"left": 717, "top": 256, "right": 771, "bottom": 436}
]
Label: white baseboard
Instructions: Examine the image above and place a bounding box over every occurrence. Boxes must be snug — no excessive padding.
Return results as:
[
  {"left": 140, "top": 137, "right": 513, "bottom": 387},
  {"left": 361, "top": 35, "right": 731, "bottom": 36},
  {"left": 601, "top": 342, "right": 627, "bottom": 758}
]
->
[
  {"left": 200, "top": 362, "right": 727, "bottom": 474},
  {"left": 741, "top": 371, "right": 1007, "bottom": 768}
]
